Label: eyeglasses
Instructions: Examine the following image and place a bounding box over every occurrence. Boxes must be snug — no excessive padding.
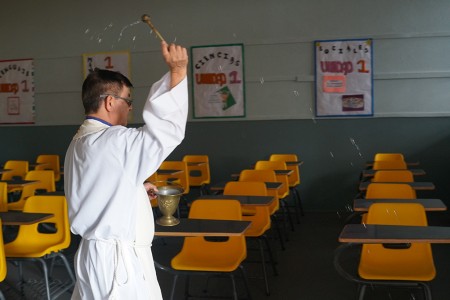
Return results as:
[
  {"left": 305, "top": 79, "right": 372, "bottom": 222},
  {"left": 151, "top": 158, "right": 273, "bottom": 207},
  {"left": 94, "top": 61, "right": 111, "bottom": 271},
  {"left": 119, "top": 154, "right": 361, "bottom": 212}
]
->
[{"left": 100, "top": 94, "right": 133, "bottom": 107}]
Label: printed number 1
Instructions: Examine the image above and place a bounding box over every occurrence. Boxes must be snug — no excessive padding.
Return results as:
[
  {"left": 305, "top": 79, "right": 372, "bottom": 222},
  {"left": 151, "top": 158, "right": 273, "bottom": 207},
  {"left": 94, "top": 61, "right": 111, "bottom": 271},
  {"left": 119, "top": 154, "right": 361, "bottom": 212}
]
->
[
  {"left": 104, "top": 56, "right": 114, "bottom": 69},
  {"left": 357, "top": 60, "right": 369, "bottom": 73},
  {"left": 229, "top": 71, "right": 241, "bottom": 84}
]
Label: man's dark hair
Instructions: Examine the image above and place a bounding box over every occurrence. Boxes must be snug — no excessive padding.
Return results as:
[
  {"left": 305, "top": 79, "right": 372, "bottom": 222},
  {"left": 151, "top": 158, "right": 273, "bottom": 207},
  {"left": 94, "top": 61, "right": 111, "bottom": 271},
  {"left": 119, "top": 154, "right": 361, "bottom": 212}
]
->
[{"left": 82, "top": 68, "right": 133, "bottom": 114}]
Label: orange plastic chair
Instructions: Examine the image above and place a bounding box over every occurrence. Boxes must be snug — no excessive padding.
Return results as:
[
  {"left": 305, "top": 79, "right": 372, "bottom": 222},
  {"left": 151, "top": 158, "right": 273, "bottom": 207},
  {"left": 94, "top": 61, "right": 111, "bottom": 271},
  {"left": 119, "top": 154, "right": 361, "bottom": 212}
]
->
[
  {"left": 0, "top": 182, "right": 7, "bottom": 212},
  {"left": 0, "top": 219, "right": 7, "bottom": 300},
  {"left": 224, "top": 181, "right": 277, "bottom": 295},
  {"left": 4, "top": 195, "right": 75, "bottom": 299},
  {"left": 239, "top": 169, "right": 287, "bottom": 249},
  {"left": 8, "top": 170, "right": 56, "bottom": 211},
  {"left": 372, "top": 170, "right": 414, "bottom": 183},
  {"left": 35, "top": 154, "right": 61, "bottom": 182},
  {"left": 372, "top": 160, "right": 407, "bottom": 170},
  {"left": 156, "top": 161, "right": 190, "bottom": 195},
  {"left": 358, "top": 203, "right": 435, "bottom": 299},
  {"left": 182, "top": 155, "right": 210, "bottom": 195},
  {"left": 366, "top": 183, "right": 417, "bottom": 199},
  {"left": 1, "top": 160, "right": 29, "bottom": 180},
  {"left": 374, "top": 153, "right": 405, "bottom": 162},
  {"left": 165, "top": 199, "right": 251, "bottom": 300}
]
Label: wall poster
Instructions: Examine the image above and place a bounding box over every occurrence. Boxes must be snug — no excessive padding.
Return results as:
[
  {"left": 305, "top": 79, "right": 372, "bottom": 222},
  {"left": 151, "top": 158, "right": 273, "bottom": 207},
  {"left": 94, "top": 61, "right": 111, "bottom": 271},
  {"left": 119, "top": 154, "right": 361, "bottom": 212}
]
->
[
  {"left": 315, "top": 39, "right": 373, "bottom": 117},
  {"left": 191, "top": 44, "right": 245, "bottom": 118},
  {"left": 82, "top": 51, "right": 130, "bottom": 79},
  {"left": 0, "top": 58, "right": 34, "bottom": 124}
]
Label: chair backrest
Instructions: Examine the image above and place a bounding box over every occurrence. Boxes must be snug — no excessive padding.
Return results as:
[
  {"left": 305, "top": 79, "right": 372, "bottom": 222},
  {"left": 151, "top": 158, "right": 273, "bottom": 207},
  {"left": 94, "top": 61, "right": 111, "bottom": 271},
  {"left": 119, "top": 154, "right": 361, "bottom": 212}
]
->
[
  {"left": 156, "top": 161, "right": 190, "bottom": 194},
  {"left": 17, "top": 195, "right": 71, "bottom": 253},
  {"left": 183, "top": 199, "right": 246, "bottom": 254},
  {"left": 254, "top": 161, "right": 289, "bottom": 198},
  {"left": 1, "top": 160, "right": 29, "bottom": 180},
  {"left": 239, "top": 169, "right": 279, "bottom": 213},
  {"left": 372, "top": 160, "right": 407, "bottom": 170},
  {"left": 0, "top": 220, "right": 6, "bottom": 282},
  {"left": 0, "top": 182, "right": 7, "bottom": 212},
  {"left": 359, "top": 203, "right": 435, "bottom": 281},
  {"left": 35, "top": 154, "right": 61, "bottom": 182},
  {"left": 182, "top": 155, "right": 211, "bottom": 186},
  {"left": 372, "top": 170, "right": 414, "bottom": 183},
  {"left": 269, "top": 154, "right": 301, "bottom": 186},
  {"left": 224, "top": 181, "right": 267, "bottom": 196},
  {"left": 374, "top": 153, "right": 405, "bottom": 162},
  {"left": 366, "top": 183, "right": 416, "bottom": 199}
]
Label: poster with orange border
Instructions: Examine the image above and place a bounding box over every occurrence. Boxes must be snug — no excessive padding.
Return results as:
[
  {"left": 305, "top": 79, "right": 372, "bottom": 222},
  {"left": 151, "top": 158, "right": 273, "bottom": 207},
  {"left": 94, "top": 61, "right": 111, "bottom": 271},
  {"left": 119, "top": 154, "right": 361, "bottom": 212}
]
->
[
  {"left": 0, "top": 58, "right": 34, "bottom": 124},
  {"left": 315, "top": 39, "right": 373, "bottom": 117}
]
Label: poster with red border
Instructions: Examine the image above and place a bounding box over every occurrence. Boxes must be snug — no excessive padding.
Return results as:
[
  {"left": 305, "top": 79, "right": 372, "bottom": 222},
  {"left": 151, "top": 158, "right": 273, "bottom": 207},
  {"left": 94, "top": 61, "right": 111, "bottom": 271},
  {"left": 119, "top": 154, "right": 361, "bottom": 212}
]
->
[
  {"left": 315, "top": 39, "right": 373, "bottom": 117},
  {"left": 0, "top": 58, "right": 34, "bottom": 124}
]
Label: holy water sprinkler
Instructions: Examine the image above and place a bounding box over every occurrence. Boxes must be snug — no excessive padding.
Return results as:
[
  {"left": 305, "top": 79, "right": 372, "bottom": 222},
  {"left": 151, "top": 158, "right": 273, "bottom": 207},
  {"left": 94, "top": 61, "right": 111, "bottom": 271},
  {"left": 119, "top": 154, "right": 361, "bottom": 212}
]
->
[{"left": 141, "top": 14, "right": 165, "bottom": 42}]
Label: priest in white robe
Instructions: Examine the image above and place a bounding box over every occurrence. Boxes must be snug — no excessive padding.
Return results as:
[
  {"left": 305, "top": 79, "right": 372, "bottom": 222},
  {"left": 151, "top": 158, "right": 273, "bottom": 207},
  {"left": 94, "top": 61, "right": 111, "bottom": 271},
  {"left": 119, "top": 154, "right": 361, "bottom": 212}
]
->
[{"left": 64, "top": 41, "right": 188, "bottom": 299}]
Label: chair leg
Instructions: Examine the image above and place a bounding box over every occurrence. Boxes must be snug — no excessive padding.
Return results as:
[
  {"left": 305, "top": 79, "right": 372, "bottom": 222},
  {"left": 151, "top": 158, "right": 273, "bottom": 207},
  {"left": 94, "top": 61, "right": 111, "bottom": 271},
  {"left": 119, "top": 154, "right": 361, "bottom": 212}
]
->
[
  {"left": 291, "top": 187, "right": 304, "bottom": 222},
  {"left": 37, "top": 258, "right": 51, "bottom": 300},
  {"left": 257, "top": 239, "right": 270, "bottom": 296},
  {"left": 184, "top": 274, "right": 190, "bottom": 299},
  {"left": 281, "top": 199, "right": 295, "bottom": 231},
  {"left": 271, "top": 214, "right": 286, "bottom": 251},
  {"left": 238, "top": 265, "right": 252, "bottom": 300},
  {"left": 230, "top": 273, "right": 239, "bottom": 300},
  {"left": 357, "top": 284, "right": 367, "bottom": 300},
  {"left": 170, "top": 274, "right": 179, "bottom": 300},
  {"left": 420, "top": 282, "right": 433, "bottom": 300}
]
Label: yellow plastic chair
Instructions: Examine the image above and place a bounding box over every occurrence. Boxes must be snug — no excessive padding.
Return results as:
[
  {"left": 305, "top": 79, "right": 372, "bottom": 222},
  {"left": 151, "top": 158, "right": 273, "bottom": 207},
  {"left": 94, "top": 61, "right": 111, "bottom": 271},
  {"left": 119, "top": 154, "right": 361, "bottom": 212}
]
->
[
  {"left": 1, "top": 160, "right": 29, "bottom": 180},
  {"left": 162, "top": 199, "right": 251, "bottom": 300},
  {"left": 255, "top": 160, "right": 301, "bottom": 226},
  {"left": 359, "top": 203, "right": 435, "bottom": 299},
  {"left": 374, "top": 153, "right": 405, "bottom": 162},
  {"left": 4, "top": 195, "right": 75, "bottom": 300},
  {"left": 372, "top": 170, "right": 414, "bottom": 183},
  {"left": 270, "top": 154, "right": 304, "bottom": 219},
  {"left": 372, "top": 160, "right": 407, "bottom": 170},
  {"left": 35, "top": 154, "right": 61, "bottom": 182},
  {"left": 0, "top": 220, "right": 7, "bottom": 300},
  {"left": 366, "top": 183, "right": 417, "bottom": 199},
  {"left": 224, "top": 181, "right": 278, "bottom": 295},
  {"left": 8, "top": 170, "right": 56, "bottom": 211},
  {"left": 0, "top": 182, "right": 7, "bottom": 212},
  {"left": 335, "top": 203, "right": 435, "bottom": 300},
  {"left": 182, "top": 155, "right": 211, "bottom": 195},
  {"left": 239, "top": 169, "right": 288, "bottom": 250},
  {"left": 156, "top": 161, "right": 190, "bottom": 195}
]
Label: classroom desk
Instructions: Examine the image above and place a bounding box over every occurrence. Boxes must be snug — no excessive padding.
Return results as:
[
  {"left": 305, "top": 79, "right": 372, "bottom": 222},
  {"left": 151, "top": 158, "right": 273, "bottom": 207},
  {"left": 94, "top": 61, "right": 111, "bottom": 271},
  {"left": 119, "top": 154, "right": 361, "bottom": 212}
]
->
[
  {"left": 156, "top": 169, "right": 184, "bottom": 176},
  {"left": 209, "top": 181, "right": 283, "bottom": 193},
  {"left": 353, "top": 198, "right": 447, "bottom": 212},
  {"left": 286, "top": 161, "right": 303, "bottom": 166},
  {"left": 361, "top": 168, "right": 426, "bottom": 177},
  {"left": 0, "top": 169, "right": 11, "bottom": 175},
  {"left": 0, "top": 179, "right": 39, "bottom": 189},
  {"left": 187, "top": 162, "right": 206, "bottom": 166},
  {"left": 196, "top": 195, "right": 274, "bottom": 206},
  {"left": 338, "top": 224, "right": 450, "bottom": 243},
  {"left": 154, "top": 218, "right": 251, "bottom": 237},
  {"left": 365, "top": 161, "right": 420, "bottom": 167},
  {"left": 0, "top": 211, "right": 53, "bottom": 225},
  {"left": 231, "top": 169, "right": 293, "bottom": 180},
  {"left": 359, "top": 181, "right": 435, "bottom": 191}
]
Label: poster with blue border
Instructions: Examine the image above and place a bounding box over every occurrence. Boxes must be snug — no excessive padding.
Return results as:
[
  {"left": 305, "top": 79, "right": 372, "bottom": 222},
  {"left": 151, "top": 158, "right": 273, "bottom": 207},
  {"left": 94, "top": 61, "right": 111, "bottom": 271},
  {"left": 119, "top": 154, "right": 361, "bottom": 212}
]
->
[
  {"left": 191, "top": 44, "right": 246, "bottom": 119},
  {"left": 315, "top": 39, "right": 373, "bottom": 117}
]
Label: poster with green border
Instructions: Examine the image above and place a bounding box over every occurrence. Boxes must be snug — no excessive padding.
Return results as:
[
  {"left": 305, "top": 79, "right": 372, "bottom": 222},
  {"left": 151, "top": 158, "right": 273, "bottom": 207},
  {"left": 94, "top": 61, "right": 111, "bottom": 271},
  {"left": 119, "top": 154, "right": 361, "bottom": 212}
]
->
[{"left": 191, "top": 44, "right": 245, "bottom": 118}]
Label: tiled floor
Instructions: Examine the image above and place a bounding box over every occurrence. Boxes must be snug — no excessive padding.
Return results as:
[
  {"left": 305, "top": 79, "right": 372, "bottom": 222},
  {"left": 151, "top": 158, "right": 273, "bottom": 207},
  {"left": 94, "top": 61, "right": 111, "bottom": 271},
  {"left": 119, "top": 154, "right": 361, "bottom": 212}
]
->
[{"left": 1, "top": 210, "right": 450, "bottom": 299}]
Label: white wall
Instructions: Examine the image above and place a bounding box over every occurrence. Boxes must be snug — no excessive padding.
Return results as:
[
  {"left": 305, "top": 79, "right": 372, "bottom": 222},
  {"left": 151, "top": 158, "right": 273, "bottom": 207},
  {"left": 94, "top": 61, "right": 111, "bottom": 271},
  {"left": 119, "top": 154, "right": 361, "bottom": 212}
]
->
[{"left": 2, "top": 0, "right": 450, "bottom": 125}]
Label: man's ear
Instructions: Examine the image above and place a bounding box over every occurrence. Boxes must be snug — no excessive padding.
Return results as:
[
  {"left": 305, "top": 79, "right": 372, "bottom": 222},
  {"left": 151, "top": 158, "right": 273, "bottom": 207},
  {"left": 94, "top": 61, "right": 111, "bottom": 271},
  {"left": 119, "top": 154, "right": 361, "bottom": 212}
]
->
[{"left": 104, "top": 95, "right": 114, "bottom": 112}]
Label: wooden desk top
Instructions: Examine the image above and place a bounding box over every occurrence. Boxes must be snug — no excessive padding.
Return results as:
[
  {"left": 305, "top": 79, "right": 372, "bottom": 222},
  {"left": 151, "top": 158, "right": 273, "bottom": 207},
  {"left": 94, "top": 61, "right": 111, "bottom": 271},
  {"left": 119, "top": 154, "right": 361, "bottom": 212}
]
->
[
  {"left": 154, "top": 218, "right": 251, "bottom": 237},
  {"left": 361, "top": 168, "right": 426, "bottom": 177},
  {"left": 231, "top": 169, "right": 292, "bottom": 180},
  {"left": 286, "top": 161, "right": 303, "bottom": 166},
  {"left": 339, "top": 224, "right": 450, "bottom": 243},
  {"left": 0, "top": 169, "right": 11, "bottom": 175},
  {"left": 196, "top": 195, "right": 274, "bottom": 206},
  {"left": 0, "top": 211, "right": 54, "bottom": 225},
  {"left": 210, "top": 181, "right": 282, "bottom": 192},
  {"left": 187, "top": 162, "right": 207, "bottom": 166},
  {"left": 353, "top": 198, "right": 447, "bottom": 212},
  {"left": 359, "top": 181, "right": 435, "bottom": 191}
]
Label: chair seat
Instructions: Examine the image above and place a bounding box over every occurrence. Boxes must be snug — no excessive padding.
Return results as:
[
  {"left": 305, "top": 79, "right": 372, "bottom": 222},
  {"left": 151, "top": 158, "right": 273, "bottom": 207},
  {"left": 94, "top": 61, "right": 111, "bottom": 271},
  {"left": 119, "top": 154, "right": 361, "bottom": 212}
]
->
[
  {"left": 5, "top": 241, "right": 68, "bottom": 258},
  {"left": 172, "top": 244, "right": 246, "bottom": 272}
]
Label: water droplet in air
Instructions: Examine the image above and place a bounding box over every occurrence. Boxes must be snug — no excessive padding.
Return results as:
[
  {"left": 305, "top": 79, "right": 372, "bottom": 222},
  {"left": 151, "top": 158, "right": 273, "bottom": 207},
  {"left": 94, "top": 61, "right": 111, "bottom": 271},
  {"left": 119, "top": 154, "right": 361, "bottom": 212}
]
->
[
  {"left": 84, "top": 28, "right": 90, "bottom": 34},
  {"left": 293, "top": 90, "right": 299, "bottom": 96},
  {"left": 330, "top": 151, "right": 334, "bottom": 158},
  {"left": 260, "top": 77, "right": 264, "bottom": 84}
]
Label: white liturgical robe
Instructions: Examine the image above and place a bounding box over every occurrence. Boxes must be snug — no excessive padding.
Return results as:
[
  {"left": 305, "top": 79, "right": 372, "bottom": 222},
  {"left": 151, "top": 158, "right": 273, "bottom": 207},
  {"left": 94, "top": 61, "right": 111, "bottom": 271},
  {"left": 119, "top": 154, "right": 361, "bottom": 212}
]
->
[{"left": 64, "top": 73, "right": 188, "bottom": 299}]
